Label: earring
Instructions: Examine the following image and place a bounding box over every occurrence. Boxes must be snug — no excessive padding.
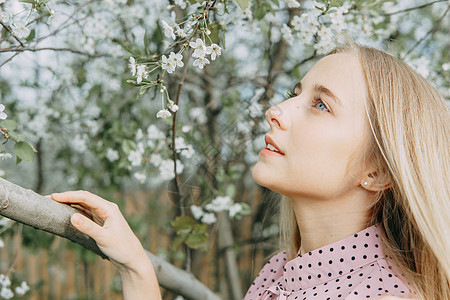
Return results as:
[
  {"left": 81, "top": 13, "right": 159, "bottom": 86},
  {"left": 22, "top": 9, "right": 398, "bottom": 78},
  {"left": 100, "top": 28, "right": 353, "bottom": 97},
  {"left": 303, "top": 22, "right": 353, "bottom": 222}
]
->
[{"left": 363, "top": 181, "right": 368, "bottom": 186}]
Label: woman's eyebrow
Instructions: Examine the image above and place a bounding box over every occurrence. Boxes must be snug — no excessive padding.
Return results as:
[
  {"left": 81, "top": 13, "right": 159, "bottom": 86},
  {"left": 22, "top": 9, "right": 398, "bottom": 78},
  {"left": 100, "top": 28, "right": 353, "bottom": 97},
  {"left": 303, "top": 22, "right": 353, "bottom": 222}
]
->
[{"left": 313, "top": 83, "right": 342, "bottom": 106}]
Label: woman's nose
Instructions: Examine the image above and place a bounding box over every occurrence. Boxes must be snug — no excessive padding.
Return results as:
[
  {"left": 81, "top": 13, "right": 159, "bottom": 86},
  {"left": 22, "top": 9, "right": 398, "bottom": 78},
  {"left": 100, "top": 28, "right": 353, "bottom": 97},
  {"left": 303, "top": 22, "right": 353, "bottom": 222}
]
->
[{"left": 265, "top": 104, "right": 287, "bottom": 130}]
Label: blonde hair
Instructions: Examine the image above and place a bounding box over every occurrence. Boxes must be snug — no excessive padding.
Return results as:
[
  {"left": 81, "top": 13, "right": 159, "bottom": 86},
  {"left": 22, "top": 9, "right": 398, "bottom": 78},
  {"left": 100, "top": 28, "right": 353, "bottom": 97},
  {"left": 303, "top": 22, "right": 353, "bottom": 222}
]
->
[{"left": 280, "top": 42, "right": 450, "bottom": 299}]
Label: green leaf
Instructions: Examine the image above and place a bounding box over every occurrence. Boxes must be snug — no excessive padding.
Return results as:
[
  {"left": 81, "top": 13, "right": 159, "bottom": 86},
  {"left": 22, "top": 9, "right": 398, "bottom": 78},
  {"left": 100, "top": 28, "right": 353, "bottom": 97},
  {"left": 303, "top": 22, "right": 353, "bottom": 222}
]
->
[
  {"left": 171, "top": 233, "right": 188, "bottom": 251},
  {"left": 121, "top": 139, "right": 137, "bottom": 154},
  {"left": 14, "top": 141, "right": 35, "bottom": 162},
  {"left": 239, "top": 202, "right": 252, "bottom": 215},
  {"left": 25, "top": 28, "right": 35, "bottom": 41},
  {"left": 235, "top": 0, "right": 250, "bottom": 10},
  {"left": 192, "top": 223, "right": 208, "bottom": 234},
  {"left": 8, "top": 131, "right": 25, "bottom": 142},
  {"left": 0, "top": 120, "right": 17, "bottom": 131},
  {"left": 226, "top": 184, "right": 236, "bottom": 198},
  {"left": 270, "top": 0, "right": 280, "bottom": 7},
  {"left": 329, "top": 0, "right": 344, "bottom": 7},
  {"left": 185, "top": 232, "right": 209, "bottom": 250},
  {"left": 170, "top": 216, "right": 195, "bottom": 235},
  {"left": 255, "top": 4, "right": 267, "bottom": 20}
]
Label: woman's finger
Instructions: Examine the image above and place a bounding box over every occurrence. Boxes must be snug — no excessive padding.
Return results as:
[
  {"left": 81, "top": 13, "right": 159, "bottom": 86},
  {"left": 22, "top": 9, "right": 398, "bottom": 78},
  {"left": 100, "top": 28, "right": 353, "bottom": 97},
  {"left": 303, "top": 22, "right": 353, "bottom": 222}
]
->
[
  {"left": 70, "top": 213, "right": 103, "bottom": 239},
  {"left": 50, "top": 191, "right": 114, "bottom": 217}
]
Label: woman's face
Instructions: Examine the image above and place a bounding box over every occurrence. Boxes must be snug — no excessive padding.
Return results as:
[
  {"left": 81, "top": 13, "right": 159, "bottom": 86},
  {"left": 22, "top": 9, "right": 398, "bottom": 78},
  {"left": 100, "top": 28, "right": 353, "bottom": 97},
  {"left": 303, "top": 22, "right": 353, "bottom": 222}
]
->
[{"left": 252, "top": 53, "right": 372, "bottom": 200}]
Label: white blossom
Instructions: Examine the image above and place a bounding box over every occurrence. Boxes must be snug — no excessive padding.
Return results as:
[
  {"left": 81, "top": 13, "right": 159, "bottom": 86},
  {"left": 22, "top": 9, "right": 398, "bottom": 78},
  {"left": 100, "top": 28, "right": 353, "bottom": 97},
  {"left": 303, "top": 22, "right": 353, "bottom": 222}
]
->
[
  {"left": 210, "top": 44, "right": 221, "bottom": 60},
  {"left": 128, "top": 150, "right": 142, "bottom": 166},
  {"left": 201, "top": 212, "right": 217, "bottom": 224},
  {"left": 136, "top": 128, "right": 144, "bottom": 140},
  {"left": 168, "top": 99, "right": 179, "bottom": 112},
  {"left": 229, "top": 203, "right": 243, "bottom": 218},
  {"left": 180, "top": 144, "right": 194, "bottom": 159},
  {"left": 193, "top": 57, "right": 210, "bottom": 69},
  {"left": 12, "top": 23, "right": 30, "bottom": 39},
  {"left": 281, "top": 24, "right": 294, "bottom": 45},
  {"left": 174, "top": 0, "right": 187, "bottom": 9},
  {"left": 169, "top": 52, "right": 184, "bottom": 68},
  {"left": 161, "top": 54, "right": 175, "bottom": 73},
  {"left": 247, "top": 101, "right": 264, "bottom": 118},
  {"left": 285, "top": 0, "right": 300, "bottom": 9},
  {"left": 0, "top": 274, "right": 11, "bottom": 287},
  {"left": 0, "top": 104, "right": 7, "bottom": 120},
  {"left": 181, "top": 125, "right": 191, "bottom": 133},
  {"left": 189, "top": 107, "right": 207, "bottom": 124},
  {"left": 134, "top": 172, "right": 146, "bottom": 183},
  {"left": 170, "top": 104, "right": 179, "bottom": 112},
  {"left": 159, "top": 159, "right": 183, "bottom": 180},
  {"left": 205, "top": 196, "right": 233, "bottom": 212},
  {"left": 0, "top": 287, "right": 13, "bottom": 299},
  {"left": 161, "top": 20, "right": 176, "bottom": 40},
  {"left": 0, "top": 153, "right": 12, "bottom": 161},
  {"left": 241, "top": 7, "right": 252, "bottom": 20},
  {"left": 136, "top": 65, "right": 148, "bottom": 84},
  {"left": 149, "top": 153, "right": 162, "bottom": 166},
  {"left": 105, "top": 148, "right": 119, "bottom": 162},
  {"left": 0, "top": 10, "right": 12, "bottom": 25},
  {"left": 128, "top": 57, "right": 137, "bottom": 76},
  {"left": 0, "top": 239, "right": 3, "bottom": 248},
  {"left": 147, "top": 125, "right": 165, "bottom": 140},
  {"left": 190, "top": 205, "right": 204, "bottom": 220},
  {"left": 175, "top": 25, "right": 187, "bottom": 38},
  {"left": 190, "top": 38, "right": 211, "bottom": 59},
  {"left": 14, "top": 281, "right": 30, "bottom": 296},
  {"left": 156, "top": 109, "right": 171, "bottom": 118}
]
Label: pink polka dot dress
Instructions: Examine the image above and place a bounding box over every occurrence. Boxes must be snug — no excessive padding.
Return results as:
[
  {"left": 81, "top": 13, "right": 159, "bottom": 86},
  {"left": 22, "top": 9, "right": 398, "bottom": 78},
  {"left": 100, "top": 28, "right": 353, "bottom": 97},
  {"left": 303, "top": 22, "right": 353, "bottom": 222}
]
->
[{"left": 244, "top": 225, "right": 414, "bottom": 299}]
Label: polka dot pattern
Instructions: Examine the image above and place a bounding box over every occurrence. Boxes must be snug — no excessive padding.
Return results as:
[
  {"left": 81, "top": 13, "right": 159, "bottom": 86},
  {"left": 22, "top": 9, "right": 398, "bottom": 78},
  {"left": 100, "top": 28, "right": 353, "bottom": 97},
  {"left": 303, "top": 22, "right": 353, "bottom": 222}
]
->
[{"left": 244, "top": 225, "right": 413, "bottom": 299}]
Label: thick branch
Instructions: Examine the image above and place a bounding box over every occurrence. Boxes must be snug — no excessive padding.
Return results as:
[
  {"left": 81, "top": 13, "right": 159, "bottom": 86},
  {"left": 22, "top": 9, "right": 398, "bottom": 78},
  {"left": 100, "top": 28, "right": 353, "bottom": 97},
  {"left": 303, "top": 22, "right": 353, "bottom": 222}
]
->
[{"left": 0, "top": 178, "right": 220, "bottom": 300}]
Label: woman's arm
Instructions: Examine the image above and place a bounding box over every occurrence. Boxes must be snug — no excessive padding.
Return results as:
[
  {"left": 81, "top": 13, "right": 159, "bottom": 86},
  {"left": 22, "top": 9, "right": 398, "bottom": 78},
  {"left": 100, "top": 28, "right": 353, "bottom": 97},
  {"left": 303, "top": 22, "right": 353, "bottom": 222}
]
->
[{"left": 49, "top": 191, "right": 162, "bottom": 300}]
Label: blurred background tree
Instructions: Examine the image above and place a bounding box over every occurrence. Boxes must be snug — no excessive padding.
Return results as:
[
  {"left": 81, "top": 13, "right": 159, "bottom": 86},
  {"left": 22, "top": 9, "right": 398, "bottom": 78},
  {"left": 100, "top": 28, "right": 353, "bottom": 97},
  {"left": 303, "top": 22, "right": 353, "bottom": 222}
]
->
[{"left": 0, "top": 0, "right": 448, "bottom": 299}]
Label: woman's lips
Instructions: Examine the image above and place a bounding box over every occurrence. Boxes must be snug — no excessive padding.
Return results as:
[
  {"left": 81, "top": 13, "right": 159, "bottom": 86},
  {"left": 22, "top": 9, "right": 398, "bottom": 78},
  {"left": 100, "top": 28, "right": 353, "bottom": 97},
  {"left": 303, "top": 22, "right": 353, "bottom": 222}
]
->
[
  {"left": 264, "top": 135, "right": 284, "bottom": 155},
  {"left": 260, "top": 147, "right": 285, "bottom": 157},
  {"left": 262, "top": 135, "right": 285, "bottom": 156}
]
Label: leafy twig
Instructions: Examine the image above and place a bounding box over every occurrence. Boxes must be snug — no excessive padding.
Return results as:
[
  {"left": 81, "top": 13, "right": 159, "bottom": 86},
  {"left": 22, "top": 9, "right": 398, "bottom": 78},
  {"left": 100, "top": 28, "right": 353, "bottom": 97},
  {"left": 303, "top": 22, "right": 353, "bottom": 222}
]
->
[{"left": 0, "top": 20, "right": 25, "bottom": 47}]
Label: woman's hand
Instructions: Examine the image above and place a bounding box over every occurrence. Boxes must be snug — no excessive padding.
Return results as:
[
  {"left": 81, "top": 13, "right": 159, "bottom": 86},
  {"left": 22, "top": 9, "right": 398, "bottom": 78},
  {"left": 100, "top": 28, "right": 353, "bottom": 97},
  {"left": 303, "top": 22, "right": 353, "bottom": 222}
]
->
[
  {"left": 49, "top": 190, "right": 147, "bottom": 273},
  {"left": 49, "top": 191, "right": 161, "bottom": 300}
]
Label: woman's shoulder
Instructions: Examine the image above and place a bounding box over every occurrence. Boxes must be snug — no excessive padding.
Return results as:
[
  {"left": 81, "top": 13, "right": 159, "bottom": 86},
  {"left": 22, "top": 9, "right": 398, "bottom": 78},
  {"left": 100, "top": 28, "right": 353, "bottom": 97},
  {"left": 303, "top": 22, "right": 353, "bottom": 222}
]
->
[
  {"left": 254, "top": 250, "right": 289, "bottom": 281},
  {"left": 244, "top": 250, "right": 288, "bottom": 299},
  {"left": 343, "top": 258, "right": 415, "bottom": 299}
]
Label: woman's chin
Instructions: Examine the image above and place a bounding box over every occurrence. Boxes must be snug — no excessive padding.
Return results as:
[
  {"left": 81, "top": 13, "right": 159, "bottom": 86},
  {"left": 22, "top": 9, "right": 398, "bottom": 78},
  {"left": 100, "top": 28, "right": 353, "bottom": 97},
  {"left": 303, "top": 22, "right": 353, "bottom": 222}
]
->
[{"left": 252, "top": 163, "right": 276, "bottom": 190}]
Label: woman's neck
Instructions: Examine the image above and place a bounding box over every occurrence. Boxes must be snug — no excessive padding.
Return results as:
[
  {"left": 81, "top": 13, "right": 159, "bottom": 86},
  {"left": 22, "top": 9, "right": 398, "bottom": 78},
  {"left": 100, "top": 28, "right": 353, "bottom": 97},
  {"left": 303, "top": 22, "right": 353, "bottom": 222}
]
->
[{"left": 291, "top": 191, "right": 373, "bottom": 255}]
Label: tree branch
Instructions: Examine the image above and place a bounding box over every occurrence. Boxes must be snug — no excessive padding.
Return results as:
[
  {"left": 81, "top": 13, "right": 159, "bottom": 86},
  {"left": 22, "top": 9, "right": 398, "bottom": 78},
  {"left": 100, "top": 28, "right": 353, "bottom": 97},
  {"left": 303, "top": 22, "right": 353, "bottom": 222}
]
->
[
  {"left": 0, "top": 47, "right": 108, "bottom": 58},
  {"left": 402, "top": 4, "right": 450, "bottom": 59},
  {"left": 0, "top": 177, "right": 220, "bottom": 300},
  {"left": 383, "top": 0, "right": 447, "bottom": 16}
]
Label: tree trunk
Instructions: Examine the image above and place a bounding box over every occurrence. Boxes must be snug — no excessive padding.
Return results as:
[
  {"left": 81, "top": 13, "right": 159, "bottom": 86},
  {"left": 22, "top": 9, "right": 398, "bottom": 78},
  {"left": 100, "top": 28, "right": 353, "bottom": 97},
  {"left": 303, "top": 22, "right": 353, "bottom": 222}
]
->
[{"left": 0, "top": 177, "right": 220, "bottom": 300}]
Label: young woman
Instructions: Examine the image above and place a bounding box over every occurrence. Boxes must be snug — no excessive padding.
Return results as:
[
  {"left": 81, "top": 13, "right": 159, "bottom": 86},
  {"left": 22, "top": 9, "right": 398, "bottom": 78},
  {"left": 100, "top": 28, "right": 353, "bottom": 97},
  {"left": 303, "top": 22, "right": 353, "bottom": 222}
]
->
[{"left": 49, "top": 41, "right": 450, "bottom": 299}]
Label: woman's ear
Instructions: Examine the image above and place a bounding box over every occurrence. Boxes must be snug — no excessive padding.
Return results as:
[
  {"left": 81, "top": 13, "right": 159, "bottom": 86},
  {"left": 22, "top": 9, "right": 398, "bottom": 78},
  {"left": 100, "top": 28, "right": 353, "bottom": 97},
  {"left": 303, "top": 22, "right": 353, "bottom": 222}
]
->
[{"left": 361, "top": 168, "right": 392, "bottom": 192}]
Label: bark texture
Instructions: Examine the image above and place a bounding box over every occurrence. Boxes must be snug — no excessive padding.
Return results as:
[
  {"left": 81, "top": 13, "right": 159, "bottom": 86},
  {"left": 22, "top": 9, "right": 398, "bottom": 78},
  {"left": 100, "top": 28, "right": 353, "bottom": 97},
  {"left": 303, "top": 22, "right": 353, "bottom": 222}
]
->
[{"left": 0, "top": 177, "right": 220, "bottom": 300}]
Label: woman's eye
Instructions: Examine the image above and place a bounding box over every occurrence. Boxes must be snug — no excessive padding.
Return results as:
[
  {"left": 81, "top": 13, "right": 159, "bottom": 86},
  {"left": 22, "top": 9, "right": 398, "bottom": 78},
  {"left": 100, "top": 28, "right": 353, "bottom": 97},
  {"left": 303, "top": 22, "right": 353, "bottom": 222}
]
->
[{"left": 312, "top": 98, "right": 330, "bottom": 112}]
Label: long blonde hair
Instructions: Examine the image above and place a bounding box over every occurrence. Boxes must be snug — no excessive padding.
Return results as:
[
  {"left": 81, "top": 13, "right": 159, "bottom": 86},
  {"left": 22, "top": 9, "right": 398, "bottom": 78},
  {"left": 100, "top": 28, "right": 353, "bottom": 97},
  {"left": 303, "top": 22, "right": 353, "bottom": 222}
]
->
[{"left": 280, "top": 42, "right": 450, "bottom": 299}]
